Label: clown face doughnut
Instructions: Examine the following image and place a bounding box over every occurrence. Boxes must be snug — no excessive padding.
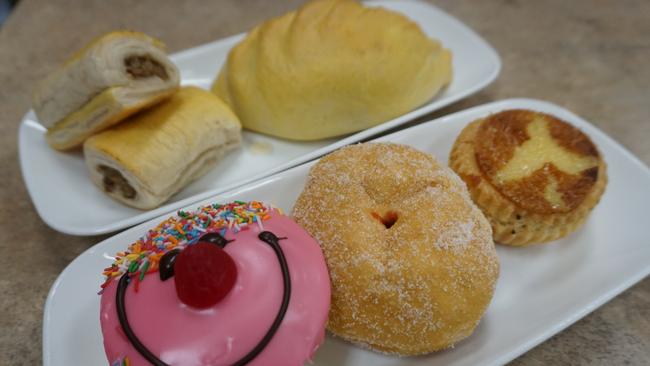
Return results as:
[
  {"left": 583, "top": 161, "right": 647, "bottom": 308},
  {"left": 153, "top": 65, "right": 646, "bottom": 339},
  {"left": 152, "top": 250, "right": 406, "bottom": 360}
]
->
[
  {"left": 99, "top": 201, "right": 331, "bottom": 365},
  {"left": 293, "top": 143, "right": 499, "bottom": 355}
]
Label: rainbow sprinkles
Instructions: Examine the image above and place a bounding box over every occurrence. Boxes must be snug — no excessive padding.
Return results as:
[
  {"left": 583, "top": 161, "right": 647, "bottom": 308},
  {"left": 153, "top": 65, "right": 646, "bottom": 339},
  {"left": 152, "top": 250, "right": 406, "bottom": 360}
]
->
[{"left": 101, "top": 201, "right": 278, "bottom": 291}]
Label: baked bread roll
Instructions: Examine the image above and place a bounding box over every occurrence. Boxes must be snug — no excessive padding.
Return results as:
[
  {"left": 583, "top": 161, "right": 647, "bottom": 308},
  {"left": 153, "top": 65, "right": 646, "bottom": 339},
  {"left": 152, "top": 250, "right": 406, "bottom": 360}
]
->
[
  {"left": 33, "top": 31, "right": 180, "bottom": 150},
  {"left": 83, "top": 87, "right": 241, "bottom": 210},
  {"left": 293, "top": 143, "right": 499, "bottom": 355},
  {"left": 449, "top": 109, "right": 607, "bottom": 246},
  {"left": 213, "top": 0, "right": 452, "bottom": 140}
]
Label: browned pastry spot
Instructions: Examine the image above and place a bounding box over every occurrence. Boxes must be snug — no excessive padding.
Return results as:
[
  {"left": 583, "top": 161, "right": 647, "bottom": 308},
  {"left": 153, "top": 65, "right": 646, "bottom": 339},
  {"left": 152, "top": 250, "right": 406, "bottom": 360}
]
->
[
  {"left": 498, "top": 164, "right": 600, "bottom": 213},
  {"left": 124, "top": 55, "right": 169, "bottom": 80},
  {"left": 549, "top": 119, "right": 600, "bottom": 156},
  {"left": 458, "top": 173, "right": 481, "bottom": 190},
  {"left": 98, "top": 165, "right": 136, "bottom": 199},
  {"left": 475, "top": 110, "right": 599, "bottom": 214}
]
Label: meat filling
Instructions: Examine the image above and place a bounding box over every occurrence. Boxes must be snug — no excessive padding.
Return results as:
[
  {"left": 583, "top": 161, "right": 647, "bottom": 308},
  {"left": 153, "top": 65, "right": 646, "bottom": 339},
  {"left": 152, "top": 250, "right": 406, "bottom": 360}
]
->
[
  {"left": 124, "top": 55, "right": 169, "bottom": 80},
  {"left": 98, "top": 165, "right": 137, "bottom": 199}
]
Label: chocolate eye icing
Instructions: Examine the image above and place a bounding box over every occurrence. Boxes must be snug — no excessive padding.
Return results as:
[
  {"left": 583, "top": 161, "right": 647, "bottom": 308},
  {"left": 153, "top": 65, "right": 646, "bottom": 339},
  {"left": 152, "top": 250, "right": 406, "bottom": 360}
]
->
[
  {"left": 199, "top": 232, "right": 234, "bottom": 248},
  {"left": 115, "top": 231, "right": 292, "bottom": 366}
]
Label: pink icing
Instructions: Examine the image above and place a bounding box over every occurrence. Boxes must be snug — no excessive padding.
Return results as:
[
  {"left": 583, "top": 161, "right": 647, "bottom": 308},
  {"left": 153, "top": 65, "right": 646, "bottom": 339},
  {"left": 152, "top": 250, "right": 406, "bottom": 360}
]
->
[{"left": 100, "top": 211, "right": 331, "bottom": 365}]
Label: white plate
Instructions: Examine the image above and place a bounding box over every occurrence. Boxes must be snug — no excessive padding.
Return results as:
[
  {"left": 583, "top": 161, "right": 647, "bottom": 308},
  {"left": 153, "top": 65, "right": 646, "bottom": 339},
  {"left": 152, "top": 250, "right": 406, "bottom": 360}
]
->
[
  {"left": 19, "top": 0, "right": 500, "bottom": 236},
  {"left": 44, "top": 98, "right": 650, "bottom": 366}
]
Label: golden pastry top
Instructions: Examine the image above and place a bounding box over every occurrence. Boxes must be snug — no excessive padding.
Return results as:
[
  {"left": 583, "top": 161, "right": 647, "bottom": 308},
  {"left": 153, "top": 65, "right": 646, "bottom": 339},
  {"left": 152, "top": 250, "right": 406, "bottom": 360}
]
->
[
  {"left": 474, "top": 109, "right": 601, "bottom": 213},
  {"left": 84, "top": 87, "right": 240, "bottom": 187},
  {"left": 212, "top": 0, "right": 452, "bottom": 140}
]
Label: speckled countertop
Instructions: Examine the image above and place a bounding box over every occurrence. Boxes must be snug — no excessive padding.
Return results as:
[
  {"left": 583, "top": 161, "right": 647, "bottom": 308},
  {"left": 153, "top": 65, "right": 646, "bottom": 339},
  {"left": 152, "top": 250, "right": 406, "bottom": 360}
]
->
[{"left": 0, "top": 0, "right": 648, "bottom": 365}]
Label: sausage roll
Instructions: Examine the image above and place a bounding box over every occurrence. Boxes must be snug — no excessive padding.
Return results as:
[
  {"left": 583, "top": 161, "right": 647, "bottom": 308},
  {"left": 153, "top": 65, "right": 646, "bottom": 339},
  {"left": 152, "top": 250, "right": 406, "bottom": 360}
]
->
[
  {"left": 83, "top": 87, "right": 241, "bottom": 209},
  {"left": 33, "top": 31, "right": 180, "bottom": 150}
]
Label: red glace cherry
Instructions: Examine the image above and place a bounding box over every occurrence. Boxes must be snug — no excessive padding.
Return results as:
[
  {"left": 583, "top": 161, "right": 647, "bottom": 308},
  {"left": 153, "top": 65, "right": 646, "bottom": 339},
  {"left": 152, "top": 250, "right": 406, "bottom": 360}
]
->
[{"left": 173, "top": 242, "right": 238, "bottom": 309}]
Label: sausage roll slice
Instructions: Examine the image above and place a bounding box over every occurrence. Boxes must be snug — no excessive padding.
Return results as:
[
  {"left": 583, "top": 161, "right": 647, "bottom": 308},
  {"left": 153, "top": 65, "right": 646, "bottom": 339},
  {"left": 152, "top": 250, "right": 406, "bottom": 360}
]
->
[
  {"left": 33, "top": 31, "right": 180, "bottom": 150},
  {"left": 83, "top": 87, "right": 241, "bottom": 209}
]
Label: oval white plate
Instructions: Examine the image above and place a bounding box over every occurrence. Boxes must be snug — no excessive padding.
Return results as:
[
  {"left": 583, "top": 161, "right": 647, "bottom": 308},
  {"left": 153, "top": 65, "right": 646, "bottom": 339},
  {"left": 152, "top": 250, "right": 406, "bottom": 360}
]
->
[
  {"left": 19, "top": 0, "right": 500, "bottom": 236},
  {"left": 44, "top": 99, "right": 650, "bottom": 366}
]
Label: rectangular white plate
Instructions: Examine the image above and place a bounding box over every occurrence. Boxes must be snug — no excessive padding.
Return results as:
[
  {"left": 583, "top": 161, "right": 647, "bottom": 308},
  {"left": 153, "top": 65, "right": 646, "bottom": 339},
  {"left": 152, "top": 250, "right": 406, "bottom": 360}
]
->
[
  {"left": 19, "top": 0, "right": 500, "bottom": 236},
  {"left": 44, "top": 99, "right": 650, "bottom": 366}
]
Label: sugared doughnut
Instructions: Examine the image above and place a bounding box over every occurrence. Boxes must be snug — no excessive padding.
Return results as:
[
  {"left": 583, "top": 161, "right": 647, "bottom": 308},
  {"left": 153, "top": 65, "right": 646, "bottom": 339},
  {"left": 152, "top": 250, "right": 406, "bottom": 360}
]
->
[
  {"left": 293, "top": 143, "right": 499, "bottom": 355},
  {"left": 449, "top": 109, "right": 607, "bottom": 246},
  {"left": 99, "top": 201, "right": 331, "bottom": 365}
]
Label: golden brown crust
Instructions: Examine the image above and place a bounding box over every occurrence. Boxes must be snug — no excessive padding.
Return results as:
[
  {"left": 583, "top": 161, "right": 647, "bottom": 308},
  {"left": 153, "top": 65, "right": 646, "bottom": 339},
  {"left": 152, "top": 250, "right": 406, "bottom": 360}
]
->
[
  {"left": 293, "top": 143, "right": 499, "bottom": 355},
  {"left": 475, "top": 110, "right": 600, "bottom": 213},
  {"left": 45, "top": 87, "right": 176, "bottom": 150},
  {"left": 548, "top": 117, "right": 600, "bottom": 157},
  {"left": 449, "top": 111, "right": 607, "bottom": 246}
]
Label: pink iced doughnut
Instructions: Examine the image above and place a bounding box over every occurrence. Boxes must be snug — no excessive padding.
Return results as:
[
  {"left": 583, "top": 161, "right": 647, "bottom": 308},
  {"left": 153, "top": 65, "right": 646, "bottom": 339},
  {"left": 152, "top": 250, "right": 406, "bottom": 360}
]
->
[{"left": 99, "top": 201, "right": 331, "bottom": 366}]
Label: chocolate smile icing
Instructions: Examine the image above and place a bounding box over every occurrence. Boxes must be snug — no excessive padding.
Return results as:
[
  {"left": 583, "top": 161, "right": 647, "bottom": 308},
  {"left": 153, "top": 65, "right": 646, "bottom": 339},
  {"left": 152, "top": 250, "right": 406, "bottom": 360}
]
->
[
  {"left": 115, "top": 231, "right": 291, "bottom": 366},
  {"left": 100, "top": 201, "right": 330, "bottom": 366}
]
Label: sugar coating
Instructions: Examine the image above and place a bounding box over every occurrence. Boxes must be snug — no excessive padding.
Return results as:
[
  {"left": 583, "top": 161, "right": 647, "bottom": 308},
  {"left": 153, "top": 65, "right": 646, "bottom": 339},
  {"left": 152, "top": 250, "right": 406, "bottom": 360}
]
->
[{"left": 293, "top": 142, "right": 500, "bottom": 355}]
